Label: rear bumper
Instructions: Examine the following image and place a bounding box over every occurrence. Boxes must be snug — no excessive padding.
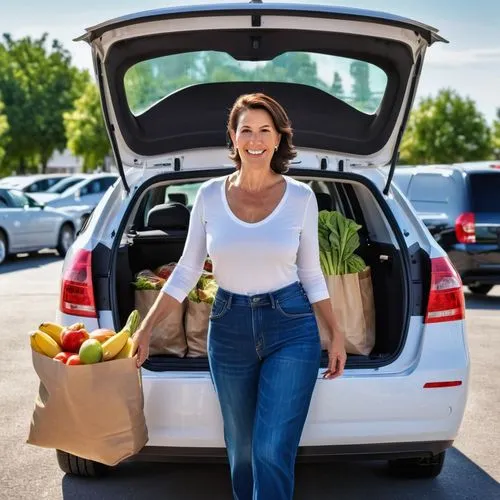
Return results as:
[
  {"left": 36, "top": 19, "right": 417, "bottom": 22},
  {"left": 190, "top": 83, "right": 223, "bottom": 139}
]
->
[
  {"left": 140, "top": 371, "right": 469, "bottom": 449},
  {"left": 127, "top": 440, "right": 454, "bottom": 464},
  {"left": 139, "top": 319, "right": 469, "bottom": 453}
]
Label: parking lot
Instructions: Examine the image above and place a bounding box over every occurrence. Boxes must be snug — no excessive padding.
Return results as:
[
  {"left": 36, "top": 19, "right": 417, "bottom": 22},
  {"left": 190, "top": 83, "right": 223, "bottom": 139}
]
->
[{"left": 0, "top": 252, "right": 498, "bottom": 500}]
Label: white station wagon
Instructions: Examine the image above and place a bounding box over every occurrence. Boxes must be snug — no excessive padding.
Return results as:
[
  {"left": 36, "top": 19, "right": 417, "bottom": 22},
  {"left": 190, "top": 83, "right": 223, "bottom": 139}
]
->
[{"left": 55, "top": 2, "right": 470, "bottom": 479}]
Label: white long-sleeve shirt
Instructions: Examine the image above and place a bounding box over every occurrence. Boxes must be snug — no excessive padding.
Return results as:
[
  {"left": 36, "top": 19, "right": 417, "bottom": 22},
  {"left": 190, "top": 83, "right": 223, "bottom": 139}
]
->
[{"left": 161, "top": 174, "right": 329, "bottom": 304}]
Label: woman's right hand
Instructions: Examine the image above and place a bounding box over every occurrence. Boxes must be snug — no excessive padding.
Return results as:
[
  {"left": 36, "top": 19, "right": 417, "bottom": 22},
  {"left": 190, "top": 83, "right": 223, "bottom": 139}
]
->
[{"left": 132, "top": 327, "right": 152, "bottom": 368}]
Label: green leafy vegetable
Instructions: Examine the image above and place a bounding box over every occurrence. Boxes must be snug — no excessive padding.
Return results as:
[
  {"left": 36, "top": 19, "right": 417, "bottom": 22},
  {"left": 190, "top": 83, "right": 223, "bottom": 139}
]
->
[
  {"left": 132, "top": 269, "right": 166, "bottom": 290},
  {"left": 318, "top": 210, "right": 367, "bottom": 275},
  {"left": 188, "top": 271, "right": 218, "bottom": 304}
]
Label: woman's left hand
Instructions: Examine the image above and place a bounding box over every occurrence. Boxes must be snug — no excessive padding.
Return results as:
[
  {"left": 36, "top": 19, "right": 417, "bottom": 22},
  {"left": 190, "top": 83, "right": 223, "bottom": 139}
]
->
[{"left": 323, "top": 335, "right": 347, "bottom": 380}]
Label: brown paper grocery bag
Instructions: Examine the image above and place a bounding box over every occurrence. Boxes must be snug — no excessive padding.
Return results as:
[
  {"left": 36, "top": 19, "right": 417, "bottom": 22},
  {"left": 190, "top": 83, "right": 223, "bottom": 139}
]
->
[
  {"left": 316, "top": 266, "right": 376, "bottom": 356},
  {"left": 135, "top": 290, "right": 188, "bottom": 357},
  {"left": 27, "top": 351, "right": 148, "bottom": 466},
  {"left": 185, "top": 300, "right": 212, "bottom": 357}
]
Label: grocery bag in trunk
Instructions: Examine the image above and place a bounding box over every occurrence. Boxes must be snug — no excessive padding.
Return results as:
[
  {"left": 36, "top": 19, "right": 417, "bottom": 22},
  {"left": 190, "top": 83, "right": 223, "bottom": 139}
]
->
[
  {"left": 134, "top": 290, "right": 188, "bottom": 357},
  {"left": 184, "top": 269, "right": 218, "bottom": 357},
  {"left": 27, "top": 351, "right": 148, "bottom": 466},
  {"left": 185, "top": 300, "right": 211, "bottom": 357},
  {"left": 316, "top": 266, "right": 376, "bottom": 356}
]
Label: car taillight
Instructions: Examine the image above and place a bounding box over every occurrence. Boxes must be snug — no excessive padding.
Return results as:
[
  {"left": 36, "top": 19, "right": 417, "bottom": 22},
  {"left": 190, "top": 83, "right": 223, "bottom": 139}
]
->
[
  {"left": 455, "top": 212, "right": 475, "bottom": 243},
  {"left": 424, "top": 257, "right": 465, "bottom": 324},
  {"left": 60, "top": 249, "right": 96, "bottom": 318}
]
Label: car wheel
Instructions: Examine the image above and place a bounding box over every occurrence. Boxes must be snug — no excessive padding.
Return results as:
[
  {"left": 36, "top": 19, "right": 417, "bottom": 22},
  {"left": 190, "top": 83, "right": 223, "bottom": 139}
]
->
[
  {"left": 0, "top": 231, "right": 7, "bottom": 265},
  {"left": 56, "top": 224, "right": 75, "bottom": 257},
  {"left": 388, "top": 451, "right": 445, "bottom": 479},
  {"left": 56, "top": 449, "right": 110, "bottom": 477},
  {"left": 468, "top": 284, "right": 493, "bottom": 295}
]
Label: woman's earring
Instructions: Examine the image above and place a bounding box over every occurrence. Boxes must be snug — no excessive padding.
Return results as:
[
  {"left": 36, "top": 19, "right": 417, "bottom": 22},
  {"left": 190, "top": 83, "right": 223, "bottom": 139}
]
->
[{"left": 275, "top": 145, "right": 278, "bottom": 151}]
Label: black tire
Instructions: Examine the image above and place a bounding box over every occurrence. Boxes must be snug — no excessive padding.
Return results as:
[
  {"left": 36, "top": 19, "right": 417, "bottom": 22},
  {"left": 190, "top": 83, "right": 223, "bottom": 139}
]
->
[
  {"left": 56, "top": 224, "right": 75, "bottom": 257},
  {"left": 56, "top": 449, "right": 110, "bottom": 477},
  {"left": 468, "top": 284, "right": 493, "bottom": 295},
  {"left": 0, "top": 231, "right": 7, "bottom": 265},
  {"left": 388, "top": 451, "right": 445, "bottom": 479}
]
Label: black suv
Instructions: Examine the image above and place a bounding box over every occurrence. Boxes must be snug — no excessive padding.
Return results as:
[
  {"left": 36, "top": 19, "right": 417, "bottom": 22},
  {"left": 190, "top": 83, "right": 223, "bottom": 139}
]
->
[{"left": 393, "top": 162, "right": 500, "bottom": 295}]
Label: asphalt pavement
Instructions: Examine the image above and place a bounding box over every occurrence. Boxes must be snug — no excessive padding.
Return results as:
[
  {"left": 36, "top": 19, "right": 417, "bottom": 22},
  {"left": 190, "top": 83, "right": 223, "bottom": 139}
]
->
[{"left": 0, "top": 252, "right": 499, "bottom": 500}]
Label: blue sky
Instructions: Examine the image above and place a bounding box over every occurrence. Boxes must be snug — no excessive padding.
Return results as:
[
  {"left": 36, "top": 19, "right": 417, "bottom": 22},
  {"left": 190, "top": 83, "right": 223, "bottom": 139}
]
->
[{"left": 1, "top": 0, "right": 499, "bottom": 122}]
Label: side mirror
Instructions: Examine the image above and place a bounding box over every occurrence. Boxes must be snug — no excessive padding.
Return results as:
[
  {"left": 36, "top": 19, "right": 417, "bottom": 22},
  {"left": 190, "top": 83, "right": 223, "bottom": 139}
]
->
[{"left": 74, "top": 190, "right": 81, "bottom": 200}]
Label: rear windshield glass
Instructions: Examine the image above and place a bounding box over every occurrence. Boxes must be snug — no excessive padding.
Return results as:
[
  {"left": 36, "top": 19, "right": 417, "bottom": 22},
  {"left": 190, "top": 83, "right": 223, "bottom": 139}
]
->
[
  {"left": 469, "top": 173, "right": 500, "bottom": 212},
  {"left": 165, "top": 182, "right": 203, "bottom": 208},
  {"left": 124, "top": 51, "right": 387, "bottom": 116}
]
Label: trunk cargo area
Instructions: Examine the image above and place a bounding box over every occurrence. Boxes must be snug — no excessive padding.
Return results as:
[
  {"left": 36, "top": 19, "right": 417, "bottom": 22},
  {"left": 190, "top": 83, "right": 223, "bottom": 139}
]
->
[{"left": 112, "top": 172, "right": 427, "bottom": 371}]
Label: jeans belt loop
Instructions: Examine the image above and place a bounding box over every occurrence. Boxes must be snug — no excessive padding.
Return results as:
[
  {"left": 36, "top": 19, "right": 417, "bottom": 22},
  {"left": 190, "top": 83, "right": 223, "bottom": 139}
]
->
[
  {"left": 268, "top": 292, "right": 276, "bottom": 309},
  {"left": 227, "top": 293, "right": 233, "bottom": 310}
]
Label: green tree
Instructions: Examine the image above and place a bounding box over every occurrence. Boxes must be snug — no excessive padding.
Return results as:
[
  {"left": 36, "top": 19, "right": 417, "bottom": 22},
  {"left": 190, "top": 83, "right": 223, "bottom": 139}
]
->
[
  {"left": 331, "top": 71, "right": 345, "bottom": 100},
  {"left": 0, "top": 34, "right": 81, "bottom": 174},
  {"left": 64, "top": 81, "right": 110, "bottom": 171},
  {"left": 492, "top": 108, "right": 500, "bottom": 160},
  {"left": 125, "top": 52, "right": 199, "bottom": 114},
  {"left": 350, "top": 61, "right": 375, "bottom": 111},
  {"left": 0, "top": 97, "right": 9, "bottom": 167},
  {"left": 400, "top": 89, "right": 492, "bottom": 164}
]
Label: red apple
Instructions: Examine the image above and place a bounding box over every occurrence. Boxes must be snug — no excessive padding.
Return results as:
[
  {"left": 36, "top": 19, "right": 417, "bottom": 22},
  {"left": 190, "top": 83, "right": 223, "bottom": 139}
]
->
[
  {"left": 53, "top": 352, "right": 73, "bottom": 364},
  {"left": 61, "top": 327, "right": 89, "bottom": 353},
  {"left": 66, "top": 354, "right": 83, "bottom": 365}
]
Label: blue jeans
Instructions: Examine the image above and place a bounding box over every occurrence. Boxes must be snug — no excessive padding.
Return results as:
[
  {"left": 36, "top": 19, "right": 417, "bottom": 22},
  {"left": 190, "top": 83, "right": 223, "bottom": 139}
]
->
[{"left": 207, "top": 281, "right": 321, "bottom": 500}]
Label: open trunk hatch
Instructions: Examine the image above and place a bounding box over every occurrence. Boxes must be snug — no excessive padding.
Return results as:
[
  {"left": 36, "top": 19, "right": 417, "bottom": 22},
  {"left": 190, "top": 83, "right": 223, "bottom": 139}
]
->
[{"left": 76, "top": 3, "right": 447, "bottom": 192}]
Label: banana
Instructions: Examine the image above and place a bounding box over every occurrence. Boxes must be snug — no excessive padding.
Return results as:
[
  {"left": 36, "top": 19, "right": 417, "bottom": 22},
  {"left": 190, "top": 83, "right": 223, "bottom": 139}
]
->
[
  {"left": 124, "top": 310, "right": 141, "bottom": 335},
  {"left": 114, "top": 338, "right": 137, "bottom": 359},
  {"left": 38, "top": 322, "right": 64, "bottom": 346},
  {"left": 33, "top": 330, "right": 62, "bottom": 358},
  {"left": 101, "top": 329, "right": 129, "bottom": 361},
  {"left": 29, "top": 332, "right": 44, "bottom": 354}
]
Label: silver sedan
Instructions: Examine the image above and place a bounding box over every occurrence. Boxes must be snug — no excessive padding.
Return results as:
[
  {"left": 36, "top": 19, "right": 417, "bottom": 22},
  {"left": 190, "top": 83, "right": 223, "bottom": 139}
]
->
[{"left": 0, "top": 188, "right": 79, "bottom": 265}]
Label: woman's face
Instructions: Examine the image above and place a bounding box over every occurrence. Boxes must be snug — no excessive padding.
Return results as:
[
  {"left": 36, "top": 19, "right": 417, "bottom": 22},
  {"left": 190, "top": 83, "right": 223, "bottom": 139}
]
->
[{"left": 230, "top": 108, "right": 281, "bottom": 167}]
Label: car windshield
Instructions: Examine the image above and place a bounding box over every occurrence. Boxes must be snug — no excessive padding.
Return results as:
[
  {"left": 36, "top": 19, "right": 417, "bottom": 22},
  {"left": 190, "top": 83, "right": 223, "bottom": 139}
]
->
[
  {"left": 469, "top": 173, "right": 500, "bottom": 212},
  {"left": 8, "top": 189, "right": 41, "bottom": 208},
  {"left": 46, "top": 177, "right": 85, "bottom": 194},
  {"left": 124, "top": 51, "right": 388, "bottom": 116}
]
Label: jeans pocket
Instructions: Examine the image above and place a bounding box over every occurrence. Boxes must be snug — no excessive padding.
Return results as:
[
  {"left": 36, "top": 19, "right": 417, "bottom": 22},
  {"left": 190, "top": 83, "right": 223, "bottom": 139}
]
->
[
  {"left": 209, "top": 296, "right": 229, "bottom": 320},
  {"left": 276, "top": 293, "right": 314, "bottom": 318}
]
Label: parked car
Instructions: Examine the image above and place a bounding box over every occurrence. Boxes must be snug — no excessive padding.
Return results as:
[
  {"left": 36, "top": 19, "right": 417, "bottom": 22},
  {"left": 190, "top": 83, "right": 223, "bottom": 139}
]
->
[
  {"left": 0, "top": 174, "right": 69, "bottom": 193},
  {"left": 56, "top": 3, "right": 469, "bottom": 480},
  {"left": 31, "top": 174, "right": 118, "bottom": 213},
  {"left": 0, "top": 188, "right": 78, "bottom": 265},
  {"left": 38, "top": 174, "right": 90, "bottom": 199},
  {"left": 393, "top": 162, "right": 500, "bottom": 295}
]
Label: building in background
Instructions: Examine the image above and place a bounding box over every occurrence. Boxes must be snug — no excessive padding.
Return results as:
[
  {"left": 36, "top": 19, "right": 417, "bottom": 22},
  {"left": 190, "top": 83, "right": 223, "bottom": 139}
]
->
[
  {"left": 45, "top": 150, "right": 116, "bottom": 174},
  {"left": 45, "top": 149, "right": 83, "bottom": 174}
]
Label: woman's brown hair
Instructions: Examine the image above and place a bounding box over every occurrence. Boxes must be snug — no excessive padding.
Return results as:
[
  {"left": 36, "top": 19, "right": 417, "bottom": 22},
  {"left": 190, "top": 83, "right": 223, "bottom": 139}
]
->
[{"left": 227, "top": 93, "right": 297, "bottom": 174}]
